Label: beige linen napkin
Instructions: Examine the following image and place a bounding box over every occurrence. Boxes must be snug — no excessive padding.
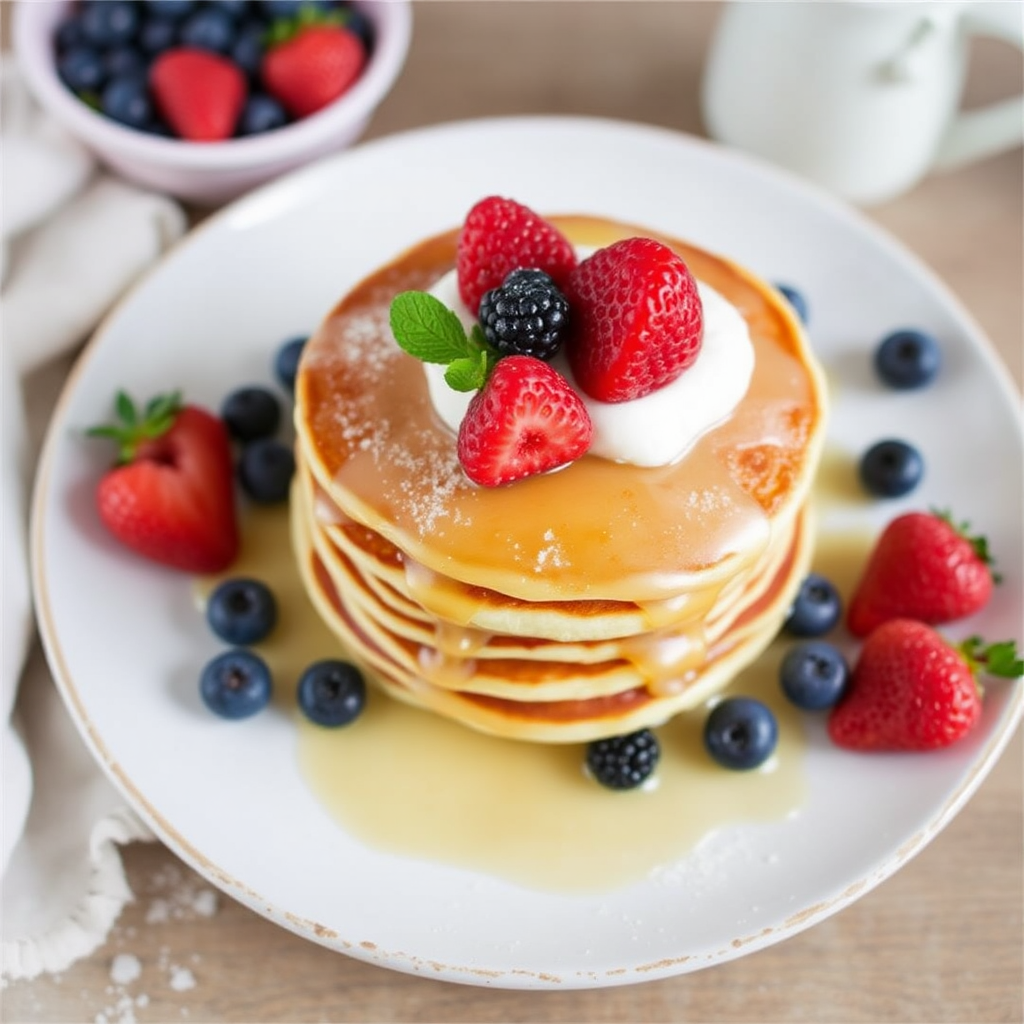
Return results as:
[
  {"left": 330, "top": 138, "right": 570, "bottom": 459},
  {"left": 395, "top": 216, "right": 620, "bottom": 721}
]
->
[{"left": 1, "top": 62, "right": 187, "bottom": 981}]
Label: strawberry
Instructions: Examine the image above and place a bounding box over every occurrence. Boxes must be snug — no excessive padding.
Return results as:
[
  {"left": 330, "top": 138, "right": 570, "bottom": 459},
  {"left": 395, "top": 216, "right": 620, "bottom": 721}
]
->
[
  {"left": 564, "top": 237, "right": 704, "bottom": 403},
  {"left": 88, "top": 392, "right": 239, "bottom": 573},
  {"left": 456, "top": 356, "right": 593, "bottom": 487},
  {"left": 150, "top": 48, "right": 247, "bottom": 142},
  {"left": 262, "top": 21, "right": 365, "bottom": 119},
  {"left": 827, "top": 620, "right": 1021, "bottom": 751},
  {"left": 846, "top": 510, "right": 997, "bottom": 637},
  {"left": 456, "top": 197, "right": 577, "bottom": 315}
]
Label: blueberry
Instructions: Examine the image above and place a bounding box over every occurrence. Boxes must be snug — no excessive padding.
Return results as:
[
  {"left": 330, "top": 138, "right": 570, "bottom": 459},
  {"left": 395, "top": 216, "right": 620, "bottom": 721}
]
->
[
  {"left": 206, "top": 577, "right": 278, "bottom": 645},
  {"left": 56, "top": 16, "right": 85, "bottom": 53},
  {"left": 874, "top": 328, "right": 941, "bottom": 390},
  {"left": 585, "top": 729, "right": 660, "bottom": 790},
  {"left": 80, "top": 1, "right": 140, "bottom": 47},
  {"left": 104, "top": 46, "right": 147, "bottom": 79},
  {"left": 144, "top": 0, "right": 198, "bottom": 19},
  {"left": 238, "top": 439, "right": 295, "bottom": 503},
  {"left": 261, "top": 0, "right": 306, "bottom": 18},
  {"left": 142, "top": 116, "right": 175, "bottom": 137},
  {"left": 238, "top": 94, "right": 289, "bottom": 135},
  {"left": 180, "top": 6, "right": 237, "bottom": 52},
  {"left": 216, "top": 0, "right": 252, "bottom": 19},
  {"left": 703, "top": 697, "right": 778, "bottom": 770},
  {"left": 230, "top": 20, "right": 266, "bottom": 79},
  {"left": 101, "top": 75, "right": 153, "bottom": 129},
  {"left": 775, "top": 283, "right": 809, "bottom": 325},
  {"left": 138, "top": 16, "right": 179, "bottom": 54},
  {"left": 221, "top": 386, "right": 282, "bottom": 442},
  {"left": 199, "top": 649, "right": 272, "bottom": 719},
  {"left": 859, "top": 438, "right": 924, "bottom": 498},
  {"left": 274, "top": 335, "right": 308, "bottom": 391},
  {"left": 784, "top": 572, "right": 842, "bottom": 637},
  {"left": 779, "top": 641, "right": 849, "bottom": 711},
  {"left": 58, "top": 46, "right": 106, "bottom": 93},
  {"left": 297, "top": 659, "right": 366, "bottom": 727}
]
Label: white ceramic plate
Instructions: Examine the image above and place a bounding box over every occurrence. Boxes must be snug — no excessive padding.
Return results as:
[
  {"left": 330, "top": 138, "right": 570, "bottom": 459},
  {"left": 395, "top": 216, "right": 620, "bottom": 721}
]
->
[{"left": 32, "top": 116, "right": 1023, "bottom": 989}]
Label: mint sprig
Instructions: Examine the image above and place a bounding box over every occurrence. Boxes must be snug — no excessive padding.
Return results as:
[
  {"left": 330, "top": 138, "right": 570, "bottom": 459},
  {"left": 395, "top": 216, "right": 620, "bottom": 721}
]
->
[{"left": 389, "top": 291, "right": 498, "bottom": 392}]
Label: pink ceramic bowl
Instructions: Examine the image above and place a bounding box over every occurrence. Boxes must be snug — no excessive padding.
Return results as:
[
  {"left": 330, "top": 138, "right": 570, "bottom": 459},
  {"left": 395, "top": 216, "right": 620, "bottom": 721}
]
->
[{"left": 13, "top": 0, "right": 412, "bottom": 205}]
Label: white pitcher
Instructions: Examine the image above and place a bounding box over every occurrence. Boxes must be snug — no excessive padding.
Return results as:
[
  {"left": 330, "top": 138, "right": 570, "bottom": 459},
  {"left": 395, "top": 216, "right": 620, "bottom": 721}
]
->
[{"left": 701, "top": 0, "right": 1024, "bottom": 204}]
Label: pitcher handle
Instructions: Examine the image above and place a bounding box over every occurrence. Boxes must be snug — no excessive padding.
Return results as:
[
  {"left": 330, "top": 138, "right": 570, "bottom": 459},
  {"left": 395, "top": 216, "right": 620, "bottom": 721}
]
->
[{"left": 934, "top": 0, "right": 1024, "bottom": 170}]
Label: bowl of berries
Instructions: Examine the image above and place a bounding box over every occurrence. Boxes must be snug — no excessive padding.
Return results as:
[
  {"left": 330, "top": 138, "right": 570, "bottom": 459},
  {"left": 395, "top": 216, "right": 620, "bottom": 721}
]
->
[{"left": 12, "top": 0, "right": 412, "bottom": 205}]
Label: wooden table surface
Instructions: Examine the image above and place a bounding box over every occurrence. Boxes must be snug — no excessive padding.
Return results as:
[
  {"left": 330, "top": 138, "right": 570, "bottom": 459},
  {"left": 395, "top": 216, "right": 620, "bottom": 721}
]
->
[{"left": 4, "top": 3, "right": 1022, "bottom": 1022}]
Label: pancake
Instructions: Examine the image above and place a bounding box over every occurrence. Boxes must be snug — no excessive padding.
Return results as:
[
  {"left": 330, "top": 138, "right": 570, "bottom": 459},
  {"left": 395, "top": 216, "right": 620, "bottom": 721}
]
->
[
  {"left": 291, "top": 479, "right": 814, "bottom": 742},
  {"left": 291, "top": 213, "right": 828, "bottom": 742}
]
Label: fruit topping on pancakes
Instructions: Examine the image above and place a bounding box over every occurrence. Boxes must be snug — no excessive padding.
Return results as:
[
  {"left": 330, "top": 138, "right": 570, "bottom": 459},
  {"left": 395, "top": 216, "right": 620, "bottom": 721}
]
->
[
  {"left": 478, "top": 269, "right": 570, "bottom": 361},
  {"left": 565, "top": 236, "right": 704, "bottom": 403},
  {"left": 456, "top": 355, "right": 593, "bottom": 487},
  {"left": 456, "top": 196, "right": 577, "bottom": 314},
  {"left": 394, "top": 198, "right": 715, "bottom": 486}
]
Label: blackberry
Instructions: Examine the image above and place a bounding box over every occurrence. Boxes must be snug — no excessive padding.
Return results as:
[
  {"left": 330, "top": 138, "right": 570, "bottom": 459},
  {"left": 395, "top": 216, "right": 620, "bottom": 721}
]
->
[
  {"left": 478, "top": 269, "right": 570, "bottom": 360},
  {"left": 586, "top": 728, "right": 660, "bottom": 790}
]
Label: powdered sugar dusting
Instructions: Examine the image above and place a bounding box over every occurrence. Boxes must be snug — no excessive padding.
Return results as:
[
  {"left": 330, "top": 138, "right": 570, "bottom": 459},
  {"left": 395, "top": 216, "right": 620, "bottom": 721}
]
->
[
  {"left": 388, "top": 443, "right": 470, "bottom": 537},
  {"left": 534, "top": 529, "right": 569, "bottom": 573}
]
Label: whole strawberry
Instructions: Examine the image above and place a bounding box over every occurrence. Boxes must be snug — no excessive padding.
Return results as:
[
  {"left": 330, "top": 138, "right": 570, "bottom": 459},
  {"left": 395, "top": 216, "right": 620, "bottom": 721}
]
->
[
  {"left": 457, "top": 355, "right": 593, "bottom": 487},
  {"left": 88, "top": 391, "right": 239, "bottom": 573},
  {"left": 262, "top": 12, "right": 366, "bottom": 119},
  {"left": 456, "top": 197, "right": 577, "bottom": 315},
  {"left": 150, "top": 48, "right": 247, "bottom": 142},
  {"left": 846, "top": 510, "right": 997, "bottom": 637},
  {"left": 564, "top": 237, "right": 704, "bottom": 403},
  {"left": 828, "top": 620, "right": 1021, "bottom": 751}
]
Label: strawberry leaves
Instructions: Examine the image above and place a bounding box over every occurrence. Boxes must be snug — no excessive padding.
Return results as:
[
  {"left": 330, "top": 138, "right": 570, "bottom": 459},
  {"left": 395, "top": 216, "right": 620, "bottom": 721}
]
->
[
  {"left": 959, "top": 637, "right": 1023, "bottom": 680},
  {"left": 389, "top": 290, "right": 499, "bottom": 392},
  {"left": 86, "top": 390, "right": 183, "bottom": 463},
  {"left": 88, "top": 390, "right": 239, "bottom": 573}
]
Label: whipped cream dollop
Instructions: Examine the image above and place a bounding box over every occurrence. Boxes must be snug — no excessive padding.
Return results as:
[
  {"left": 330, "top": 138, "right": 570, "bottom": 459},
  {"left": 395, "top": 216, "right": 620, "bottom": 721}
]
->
[{"left": 422, "top": 257, "right": 755, "bottom": 468}]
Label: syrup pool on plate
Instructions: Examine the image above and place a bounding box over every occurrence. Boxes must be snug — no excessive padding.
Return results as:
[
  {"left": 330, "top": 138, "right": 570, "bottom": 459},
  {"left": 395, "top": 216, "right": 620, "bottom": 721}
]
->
[{"left": 189, "top": 499, "right": 878, "bottom": 895}]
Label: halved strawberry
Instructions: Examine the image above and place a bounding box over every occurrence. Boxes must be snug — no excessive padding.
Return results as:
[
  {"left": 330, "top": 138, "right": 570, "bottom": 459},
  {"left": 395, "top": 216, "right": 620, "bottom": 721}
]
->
[
  {"left": 565, "top": 237, "right": 704, "bottom": 403},
  {"left": 88, "top": 392, "right": 239, "bottom": 573},
  {"left": 150, "top": 48, "right": 247, "bottom": 142},
  {"left": 456, "top": 356, "right": 593, "bottom": 487},
  {"left": 456, "top": 197, "right": 577, "bottom": 315}
]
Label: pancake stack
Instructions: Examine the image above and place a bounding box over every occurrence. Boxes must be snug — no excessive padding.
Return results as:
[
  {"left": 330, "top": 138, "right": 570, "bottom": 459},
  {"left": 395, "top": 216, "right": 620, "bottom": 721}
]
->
[{"left": 291, "top": 215, "right": 828, "bottom": 743}]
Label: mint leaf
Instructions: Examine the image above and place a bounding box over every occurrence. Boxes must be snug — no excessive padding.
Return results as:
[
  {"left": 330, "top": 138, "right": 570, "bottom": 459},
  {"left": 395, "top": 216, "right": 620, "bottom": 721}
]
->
[
  {"left": 445, "top": 353, "right": 490, "bottom": 392},
  {"left": 390, "top": 291, "right": 474, "bottom": 364}
]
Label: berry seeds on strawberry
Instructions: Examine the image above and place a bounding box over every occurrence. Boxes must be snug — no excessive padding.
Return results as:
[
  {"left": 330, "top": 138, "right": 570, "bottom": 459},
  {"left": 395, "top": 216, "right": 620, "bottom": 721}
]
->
[
  {"left": 456, "top": 355, "right": 593, "bottom": 487},
  {"left": 456, "top": 197, "right": 577, "bottom": 315},
  {"left": 565, "top": 236, "right": 704, "bottom": 403},
  {"left": 261, "top": 9, "right": 366, "bottom": 119},
  {"left": 828, "top": 620, "right": 1022, "bottom": 751},
  {"left": 87, "top": 391, "right": 239, "bottom": 573},
  {"left": 846, "top": 510, "right": 998, "bottom": 637},
  {"left": 389, "top": 288, "right": 593, "bottom": 487}
]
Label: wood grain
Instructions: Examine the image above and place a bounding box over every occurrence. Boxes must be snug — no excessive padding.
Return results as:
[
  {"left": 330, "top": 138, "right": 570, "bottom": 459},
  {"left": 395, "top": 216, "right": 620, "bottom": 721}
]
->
[{"left": 4, "top": 3, "right": 1021, "bottom": 1022}]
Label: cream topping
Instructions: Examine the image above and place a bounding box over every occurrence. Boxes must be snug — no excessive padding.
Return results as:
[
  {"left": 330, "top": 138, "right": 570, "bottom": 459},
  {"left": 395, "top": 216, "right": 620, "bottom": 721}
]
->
[{"left": 422, "top": 260, "right": 755, "bottom": 467}]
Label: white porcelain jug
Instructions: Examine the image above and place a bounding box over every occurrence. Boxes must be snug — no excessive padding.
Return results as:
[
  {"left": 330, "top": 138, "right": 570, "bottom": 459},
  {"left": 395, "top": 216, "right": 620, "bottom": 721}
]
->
[{"left": 701, "top": 1, "right": 1024, "bottom": 204}]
